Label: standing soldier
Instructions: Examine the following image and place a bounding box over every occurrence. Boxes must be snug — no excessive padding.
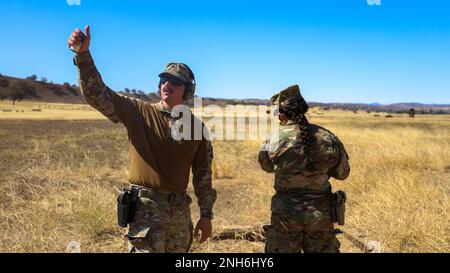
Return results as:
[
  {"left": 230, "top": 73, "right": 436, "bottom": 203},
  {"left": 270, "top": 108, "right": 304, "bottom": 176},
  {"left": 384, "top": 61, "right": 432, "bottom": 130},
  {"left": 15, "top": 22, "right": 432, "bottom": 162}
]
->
[
  {"left": 68, "top": 26, "right": 216, "bottom": 253},
  {"left": 258, "top": 85, "right": 350, "bottom": 253}
]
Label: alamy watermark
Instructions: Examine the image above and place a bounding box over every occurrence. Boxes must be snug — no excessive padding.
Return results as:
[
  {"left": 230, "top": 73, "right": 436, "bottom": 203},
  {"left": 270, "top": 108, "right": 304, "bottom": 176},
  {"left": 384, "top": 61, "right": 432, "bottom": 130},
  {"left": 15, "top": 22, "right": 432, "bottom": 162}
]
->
[
  {"left": 367, "top": 0, "right": 381, "bottom": 6},
  {"left": 67, "top": 0, "right": 81, "bottom": 6},
  {"left": 167, "top": 97, "right": 280, "bottom": 150}
]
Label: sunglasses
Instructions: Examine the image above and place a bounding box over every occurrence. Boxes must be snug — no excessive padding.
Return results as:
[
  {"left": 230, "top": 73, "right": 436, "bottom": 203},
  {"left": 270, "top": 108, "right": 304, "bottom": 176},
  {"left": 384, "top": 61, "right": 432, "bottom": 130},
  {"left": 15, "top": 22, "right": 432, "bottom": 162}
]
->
[{"left": 159, "top": 75, "right": 185, "bottom": 86}]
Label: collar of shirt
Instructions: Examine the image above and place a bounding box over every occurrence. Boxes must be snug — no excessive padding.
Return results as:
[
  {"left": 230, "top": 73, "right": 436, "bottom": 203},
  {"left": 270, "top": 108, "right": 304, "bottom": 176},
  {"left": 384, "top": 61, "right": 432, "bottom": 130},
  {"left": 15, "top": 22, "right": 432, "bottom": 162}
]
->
[
  {"left": 154, "top": 100, "right": 193, "bottom": 118},
  {"left": 154, "top": 100, "right": 172, "bottom": 115}
]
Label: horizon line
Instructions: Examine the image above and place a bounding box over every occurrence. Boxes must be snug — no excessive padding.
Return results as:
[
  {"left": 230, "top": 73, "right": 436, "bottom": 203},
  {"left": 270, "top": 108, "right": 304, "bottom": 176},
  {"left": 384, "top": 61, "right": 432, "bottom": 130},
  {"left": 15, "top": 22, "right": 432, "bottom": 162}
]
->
[{"left": 1, "top": 73, "right": 449, "bottom": 106}]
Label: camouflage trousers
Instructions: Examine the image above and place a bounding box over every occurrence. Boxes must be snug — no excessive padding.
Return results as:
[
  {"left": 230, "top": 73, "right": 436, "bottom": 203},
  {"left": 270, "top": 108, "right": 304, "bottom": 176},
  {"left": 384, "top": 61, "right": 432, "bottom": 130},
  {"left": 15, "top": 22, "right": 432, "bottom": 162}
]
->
[
  {"left": 264, "top": 192, "right": 340, "bottom": 253},
  {"left": 126, "top": 194, "right": 193, "bottom": 253}
]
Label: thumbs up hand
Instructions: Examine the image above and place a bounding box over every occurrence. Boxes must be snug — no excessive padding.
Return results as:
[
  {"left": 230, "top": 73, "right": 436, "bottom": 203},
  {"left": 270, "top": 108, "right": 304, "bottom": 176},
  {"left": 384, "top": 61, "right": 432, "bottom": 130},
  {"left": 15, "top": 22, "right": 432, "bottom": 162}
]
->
[{"left": 68, "top": 25, "right": 91, "bottom": 54}]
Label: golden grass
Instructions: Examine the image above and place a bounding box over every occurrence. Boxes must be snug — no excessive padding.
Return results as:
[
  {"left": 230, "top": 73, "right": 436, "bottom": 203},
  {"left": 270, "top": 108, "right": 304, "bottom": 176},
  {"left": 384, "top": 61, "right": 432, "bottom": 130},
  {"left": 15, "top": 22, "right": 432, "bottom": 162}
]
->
[
  {"left": 310, "top": 113, "right": 450, "bottom": 252},
  {"left": 0, "top": 102, "right": 449, "bottom": 252},
  {"left": 0, "top": 101, "right": 104, "bottom": 120}
]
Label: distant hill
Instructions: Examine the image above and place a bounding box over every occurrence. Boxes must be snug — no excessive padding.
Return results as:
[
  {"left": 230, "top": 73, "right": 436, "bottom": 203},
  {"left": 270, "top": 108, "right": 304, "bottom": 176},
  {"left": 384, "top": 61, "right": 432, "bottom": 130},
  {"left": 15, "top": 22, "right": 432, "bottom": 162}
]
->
[
  {"left": 0, "top": 75, "right": 83, "bottom": 104},
  {"left": 309, "top": 102, "right": 450, "bottom": 114},
  {"left": 0, "top": 74, "right": 161, "bottom": 105},
  {"left": 1, "top": 74, "right": 449, "bottom": 114}
]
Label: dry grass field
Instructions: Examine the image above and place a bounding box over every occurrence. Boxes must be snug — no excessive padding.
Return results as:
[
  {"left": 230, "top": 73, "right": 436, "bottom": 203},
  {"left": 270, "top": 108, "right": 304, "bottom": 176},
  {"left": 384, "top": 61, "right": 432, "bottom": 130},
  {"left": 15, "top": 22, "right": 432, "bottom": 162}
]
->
[{"left": 0, "top": 101, "right": 449, "bottom": 253}]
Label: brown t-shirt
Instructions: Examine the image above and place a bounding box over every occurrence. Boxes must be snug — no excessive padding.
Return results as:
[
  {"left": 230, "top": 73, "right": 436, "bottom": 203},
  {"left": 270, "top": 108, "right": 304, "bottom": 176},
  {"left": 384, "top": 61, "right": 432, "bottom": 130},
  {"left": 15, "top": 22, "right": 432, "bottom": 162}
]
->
[
  {"left": 75, "top": 51, "right": 216, "bottom": 215},
  {"left": 113, "top": 97, "right": 209, "bottom": 193}
]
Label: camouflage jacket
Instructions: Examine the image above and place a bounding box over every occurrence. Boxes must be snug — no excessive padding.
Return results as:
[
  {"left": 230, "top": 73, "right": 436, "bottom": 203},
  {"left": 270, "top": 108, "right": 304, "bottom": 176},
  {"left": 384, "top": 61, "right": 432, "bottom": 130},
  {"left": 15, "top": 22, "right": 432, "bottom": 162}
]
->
[
  {"left": 73, "top": 51, "right": 216, "bottom": 218},
  {"left": 258, "top": 121, "right": 350, "bottom": 193}
]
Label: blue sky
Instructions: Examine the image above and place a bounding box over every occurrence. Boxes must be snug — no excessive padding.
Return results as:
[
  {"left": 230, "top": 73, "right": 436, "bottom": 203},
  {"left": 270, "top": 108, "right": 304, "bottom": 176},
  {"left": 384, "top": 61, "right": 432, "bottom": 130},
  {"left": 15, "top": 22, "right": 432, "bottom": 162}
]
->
[{"left": 1, "top": 0, "right": 449, "bottom": 104}]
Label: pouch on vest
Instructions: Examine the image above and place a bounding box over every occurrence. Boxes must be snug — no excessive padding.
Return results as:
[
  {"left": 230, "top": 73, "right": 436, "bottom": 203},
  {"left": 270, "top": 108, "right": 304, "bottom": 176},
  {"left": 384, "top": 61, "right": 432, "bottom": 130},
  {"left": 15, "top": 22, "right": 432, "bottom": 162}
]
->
[
  {"left": 117, "top": 188, "right": 139, "bottom": 228},
  {"left": 331, "top": 191, "right": 346, "bottom": 226}
]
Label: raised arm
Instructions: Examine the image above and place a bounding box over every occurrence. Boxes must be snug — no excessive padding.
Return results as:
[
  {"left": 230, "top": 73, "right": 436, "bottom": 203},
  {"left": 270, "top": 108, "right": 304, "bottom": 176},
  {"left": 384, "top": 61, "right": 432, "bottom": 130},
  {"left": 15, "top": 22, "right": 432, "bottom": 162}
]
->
[{"left": 68, "top": 25, "right": 124, "bottom": 124}]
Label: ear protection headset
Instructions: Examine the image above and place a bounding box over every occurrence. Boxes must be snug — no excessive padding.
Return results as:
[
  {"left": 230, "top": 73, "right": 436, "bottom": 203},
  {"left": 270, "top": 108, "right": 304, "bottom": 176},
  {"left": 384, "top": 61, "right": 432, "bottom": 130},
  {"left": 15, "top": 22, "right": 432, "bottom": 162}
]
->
[{"left": 179, "top": 63, "right": 196, "bottom": 100}]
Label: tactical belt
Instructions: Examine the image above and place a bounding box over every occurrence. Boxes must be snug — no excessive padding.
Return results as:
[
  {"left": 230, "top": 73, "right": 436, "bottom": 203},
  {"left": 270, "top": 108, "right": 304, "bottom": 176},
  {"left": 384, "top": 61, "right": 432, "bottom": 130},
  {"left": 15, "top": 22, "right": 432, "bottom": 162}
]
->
[
  {"left": 277, "top": 186, "right": 332, "bottom": 200},
  {"left": 131, "top": 185, "right": 186, "bottom": 203}
]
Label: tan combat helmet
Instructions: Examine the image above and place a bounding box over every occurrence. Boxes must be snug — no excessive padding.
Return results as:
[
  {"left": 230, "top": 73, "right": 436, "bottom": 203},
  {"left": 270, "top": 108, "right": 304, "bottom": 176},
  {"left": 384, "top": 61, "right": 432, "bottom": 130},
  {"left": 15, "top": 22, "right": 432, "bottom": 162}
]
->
[
  {"left": 159, "top": 63, "right": 196, "bottom": 100},
  {"left": 271, "top": 84, "right": 309, "bottom": 113}
]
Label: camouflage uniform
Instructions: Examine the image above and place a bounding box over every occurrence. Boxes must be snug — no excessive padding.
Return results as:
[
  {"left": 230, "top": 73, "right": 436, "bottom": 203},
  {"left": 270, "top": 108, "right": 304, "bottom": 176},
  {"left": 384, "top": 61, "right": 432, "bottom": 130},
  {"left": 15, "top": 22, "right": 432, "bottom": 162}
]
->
[
  {"left": 73, "top": 51, "right": 216, "bottom": 253},
  {"left": 127, "top": 191, "right": 194, "bottom": 253},
  {"left": 258, "top": 85, "right": 350, "bottom": 253}
]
